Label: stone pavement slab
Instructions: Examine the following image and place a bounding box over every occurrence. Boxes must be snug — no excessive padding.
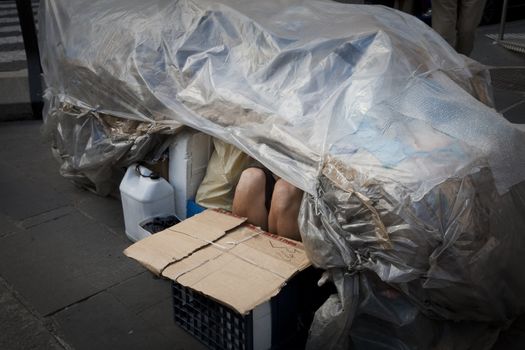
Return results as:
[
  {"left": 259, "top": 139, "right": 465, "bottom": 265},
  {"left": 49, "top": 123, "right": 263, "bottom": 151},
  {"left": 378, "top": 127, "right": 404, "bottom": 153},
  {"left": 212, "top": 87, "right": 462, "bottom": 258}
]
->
[
  {"left": 20, "top": 206, "right": 77, "bottom": 230},
  {"left": 0, "top": 121, "right": 74, "bottom": 220},
  {"left": 0, "top": 71, "right": 30, "bottom": 105},
  {"left": 0, "top": 277, "right": 64, "bottom": 350},
  {"left": 0, "top": 121, "right": 203, "bottom": 349},
  {"left": 472, "top": 20, "right": 525, "bottom": 67},
  {"left": 0, "top": 209, "right": 143, "bottom": 315},
  {"left": 0, "top": 72, "right": 32, "bottom": 122},
  {"left": 50, "top": 269, "right": 207, "bottom": 350},
  {"left": 52, "top": 291, "right": 181, "bottom": 350},
  {"left": 0, "top": 160, "right": 70, "bottom": 220},
  {"left": 74, "top": 195, "right": 125, "bottom": 236},
  {"left": 106, "top": 271, "right": 172, "bottom": 315},
  {"left": 492, "top": 87, "right": 525, "bottom": 123},
  {"left": 0, "top": 211, "right": 22, "bottom": 239},
  {"left": 471, "top": 20, "right": 525, "bottom": 125}
]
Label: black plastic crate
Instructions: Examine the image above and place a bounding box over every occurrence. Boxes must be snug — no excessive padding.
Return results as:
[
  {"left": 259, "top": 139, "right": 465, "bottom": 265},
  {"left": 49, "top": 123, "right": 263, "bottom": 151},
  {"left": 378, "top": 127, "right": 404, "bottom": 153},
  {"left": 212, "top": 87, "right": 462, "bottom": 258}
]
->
[
  {"left": 172, "top": 268, "right": 330, "bottom": 350},
  {"left": 172, "top": 283, "right": 253, "bottom": 350}
]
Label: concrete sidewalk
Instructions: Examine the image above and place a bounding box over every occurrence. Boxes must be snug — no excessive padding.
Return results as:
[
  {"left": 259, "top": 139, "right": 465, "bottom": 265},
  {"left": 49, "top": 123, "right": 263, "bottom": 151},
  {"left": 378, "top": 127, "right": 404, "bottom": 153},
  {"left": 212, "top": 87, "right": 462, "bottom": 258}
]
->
[
  {"left": 0, "top": 121, "right": 206, "bottom": 350},
  {"left": 472, "top": 20, "right": 525, "bottom": 124},
  {"left": 0, "top": 17, "right": 524, "bottom": 350}
]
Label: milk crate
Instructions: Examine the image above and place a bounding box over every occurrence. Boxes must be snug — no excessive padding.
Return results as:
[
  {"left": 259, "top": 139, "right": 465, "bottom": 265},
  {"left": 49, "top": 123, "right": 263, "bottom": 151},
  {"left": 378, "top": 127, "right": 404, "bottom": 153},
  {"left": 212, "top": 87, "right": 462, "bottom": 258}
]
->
[{"left": 172, "top": 268, "right": 329, "bottom": 350}]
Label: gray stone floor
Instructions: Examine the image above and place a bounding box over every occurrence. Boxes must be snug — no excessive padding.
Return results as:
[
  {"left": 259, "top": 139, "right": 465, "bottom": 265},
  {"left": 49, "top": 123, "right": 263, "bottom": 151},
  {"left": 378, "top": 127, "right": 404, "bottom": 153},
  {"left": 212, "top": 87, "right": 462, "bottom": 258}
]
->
[
  {"left": 472, "top": 20, "right": 525, "bottom": 125},
  {"left": 0, "top": 122, "right": 205, "bottom": 350},
  {"left": 0, "top": 17, "right": 524, "bottom": 350}
]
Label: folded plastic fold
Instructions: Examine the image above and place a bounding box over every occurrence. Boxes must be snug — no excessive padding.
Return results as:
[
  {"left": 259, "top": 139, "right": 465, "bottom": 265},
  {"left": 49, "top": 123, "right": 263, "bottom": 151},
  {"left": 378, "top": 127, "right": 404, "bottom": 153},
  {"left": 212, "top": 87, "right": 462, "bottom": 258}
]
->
[{"left": 39, "top": 0, "right": 525, "bottom": 348}]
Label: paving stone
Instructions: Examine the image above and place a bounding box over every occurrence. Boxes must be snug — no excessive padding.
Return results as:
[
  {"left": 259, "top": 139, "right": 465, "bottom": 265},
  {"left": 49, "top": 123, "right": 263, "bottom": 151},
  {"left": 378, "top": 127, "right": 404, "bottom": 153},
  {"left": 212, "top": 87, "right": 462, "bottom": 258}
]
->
[
  {"left": 0, "top": 121, "right": 43, "bottom": 140},
  {"left": 107, "top": 271, "right": 172, "bottom": 315},
  {"left": 20, "top": 206, "right": 77, "bottom": 229},
  {"left": 75, "top": 195, "right": 126, "bottom": 236},
  {"left": 0, "top": 160, "right": 70, "bottom": 220},
  {"left": 472, "top": 22, "right": 525, "bottom": 67},
  {"left": 53, "top": 291, "right": 179, "bottom": 350},
  {"left": 0, "top": 278, "right": 65, "bottom": 350},
  {"left": 0, "top": 122, "right": 78, "bottom": 196},
  {"left": 137, "top": 297, "right": 207, "bottom": 350},
  {"left": 16, "top": 158, "right": 74, "bottom": 195},
  {"left": 0, "top": 123, "right": 51, "bottom": 169},
  {"left": 0, "top": 122, "right": 124, "bottom": 213},
  {"left": 502, "top": 103, "right": 525, "bottom": 124},
  {"left": 0, "top": 210, "right": 143, "bottom": 315},
  {"left": 493, "top": 87, "right": 524, "bottom": 113},
  {"left": 0, "top": 211, "right": 22, "bottom": 239},
  {"left": 492, "top": 88, "right": 525, "bottom": 124}
]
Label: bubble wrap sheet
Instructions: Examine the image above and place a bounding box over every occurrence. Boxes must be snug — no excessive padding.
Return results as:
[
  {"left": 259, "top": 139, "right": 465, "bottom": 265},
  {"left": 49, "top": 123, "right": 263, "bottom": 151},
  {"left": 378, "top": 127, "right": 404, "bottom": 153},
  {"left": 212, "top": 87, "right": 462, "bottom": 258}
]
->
[{"left": 40, "top": 0, "right": 525, "bottom": 347}]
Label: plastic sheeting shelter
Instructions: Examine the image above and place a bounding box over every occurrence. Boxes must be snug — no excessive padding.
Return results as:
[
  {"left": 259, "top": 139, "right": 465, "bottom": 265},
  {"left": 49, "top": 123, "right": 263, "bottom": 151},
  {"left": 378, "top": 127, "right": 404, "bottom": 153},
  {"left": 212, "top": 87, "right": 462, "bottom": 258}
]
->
[{"left": 39, "top": 0, "right": 525, "bottom": 348}]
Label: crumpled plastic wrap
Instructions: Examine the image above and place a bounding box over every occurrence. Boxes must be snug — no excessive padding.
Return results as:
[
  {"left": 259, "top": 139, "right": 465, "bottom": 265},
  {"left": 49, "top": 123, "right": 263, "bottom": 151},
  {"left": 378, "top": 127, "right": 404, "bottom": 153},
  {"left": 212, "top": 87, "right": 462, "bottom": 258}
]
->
[
  {"left": 39, "top": 0, "right": 525, "bottom": 348},
  {"left": 41, "top": 95, "right": 179, "bottom": 195}
]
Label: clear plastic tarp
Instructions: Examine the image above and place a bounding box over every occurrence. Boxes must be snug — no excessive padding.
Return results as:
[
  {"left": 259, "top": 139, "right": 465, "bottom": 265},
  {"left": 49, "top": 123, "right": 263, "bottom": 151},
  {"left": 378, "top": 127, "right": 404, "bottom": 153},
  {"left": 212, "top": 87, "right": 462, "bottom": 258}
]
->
[{"left": 40, "top": 0, "right": 525, "bottom": 348}]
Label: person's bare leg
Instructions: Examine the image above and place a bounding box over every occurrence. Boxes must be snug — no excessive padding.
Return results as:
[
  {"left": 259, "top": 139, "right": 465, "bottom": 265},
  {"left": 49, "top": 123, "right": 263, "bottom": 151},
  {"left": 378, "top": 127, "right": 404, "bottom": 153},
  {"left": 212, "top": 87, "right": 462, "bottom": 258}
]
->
[
  {"left": 268, "top": 179, "right": 303, "bottom": 241},
  {"left": 232, "top": 168, "right": 268, "bottom": 230}
]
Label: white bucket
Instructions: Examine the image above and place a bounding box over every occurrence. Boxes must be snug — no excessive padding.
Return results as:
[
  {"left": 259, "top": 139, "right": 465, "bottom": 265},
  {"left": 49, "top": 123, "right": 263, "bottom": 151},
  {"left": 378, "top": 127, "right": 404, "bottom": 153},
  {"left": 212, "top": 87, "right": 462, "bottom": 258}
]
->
[{"left": 119, "top": 164, "right": 175, "bottom": 242}]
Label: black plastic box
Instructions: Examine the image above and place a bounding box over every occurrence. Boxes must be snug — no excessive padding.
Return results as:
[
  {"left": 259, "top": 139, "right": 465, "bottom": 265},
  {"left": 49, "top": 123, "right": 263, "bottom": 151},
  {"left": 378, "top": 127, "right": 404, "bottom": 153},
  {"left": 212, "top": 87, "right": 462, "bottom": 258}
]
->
[{"left": 172, "top": 268, "right": 329, "bottom": 350}]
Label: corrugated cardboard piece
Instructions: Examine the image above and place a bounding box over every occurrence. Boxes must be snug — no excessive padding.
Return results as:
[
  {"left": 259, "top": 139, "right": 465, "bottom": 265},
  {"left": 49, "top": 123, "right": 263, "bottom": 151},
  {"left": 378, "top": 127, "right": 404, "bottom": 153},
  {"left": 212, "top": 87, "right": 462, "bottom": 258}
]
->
[{"left": 124, "top": 209, "right": 311, "bottom": 314}]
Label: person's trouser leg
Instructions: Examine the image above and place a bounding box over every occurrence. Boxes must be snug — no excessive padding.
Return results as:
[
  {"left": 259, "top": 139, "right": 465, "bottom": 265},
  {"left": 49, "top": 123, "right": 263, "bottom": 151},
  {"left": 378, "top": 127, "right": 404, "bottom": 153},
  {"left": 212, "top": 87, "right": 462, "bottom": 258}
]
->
[
  {"left": 456, "top": 0, "right": 487, "bottom": 55},
  {"left": 397, "top": 0, "right": 414, "bottom": 14},
  {"left": 432, "top": 0, "right": 458, "bottom": 48}
]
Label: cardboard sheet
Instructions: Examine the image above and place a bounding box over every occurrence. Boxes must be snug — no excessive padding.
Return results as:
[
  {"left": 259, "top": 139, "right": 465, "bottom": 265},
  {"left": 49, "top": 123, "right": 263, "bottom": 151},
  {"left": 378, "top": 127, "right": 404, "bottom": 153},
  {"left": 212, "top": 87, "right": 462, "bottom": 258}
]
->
[
  {"left": 124, "top": 209, "right": 310, "bottom": 314},
  {"left": 123, "top": 210, "right": 246, "bottom": 274}
]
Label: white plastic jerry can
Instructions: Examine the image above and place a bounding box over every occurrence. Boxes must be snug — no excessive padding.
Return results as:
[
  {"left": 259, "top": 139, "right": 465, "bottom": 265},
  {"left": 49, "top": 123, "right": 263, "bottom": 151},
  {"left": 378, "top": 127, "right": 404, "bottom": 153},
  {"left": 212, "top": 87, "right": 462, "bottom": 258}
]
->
[{"left": 119, "top": 164, "right": 176, "bottom": 242}]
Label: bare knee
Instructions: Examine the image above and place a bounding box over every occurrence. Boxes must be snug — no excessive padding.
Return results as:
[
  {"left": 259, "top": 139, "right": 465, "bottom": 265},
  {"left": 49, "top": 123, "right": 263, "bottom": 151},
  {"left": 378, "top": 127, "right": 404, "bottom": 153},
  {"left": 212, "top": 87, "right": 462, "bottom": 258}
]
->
[
  {"left": 269, "top": 180, "right": 303, "bottom": 240},
  {"left": 272, "top": 180, "right": 302, "bottom": 209},
  {"left": 232, "top": 168, "right": 268, "bottom": 229},
  {"left": 234, "top": 168, "right": 266, "bottom": 197}
]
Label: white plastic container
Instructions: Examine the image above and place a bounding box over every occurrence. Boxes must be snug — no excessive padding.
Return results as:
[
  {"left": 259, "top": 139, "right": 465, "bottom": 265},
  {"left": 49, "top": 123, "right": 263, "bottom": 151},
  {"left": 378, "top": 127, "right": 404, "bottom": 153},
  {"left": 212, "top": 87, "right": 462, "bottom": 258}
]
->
[
  {"left": 120, "top": 164, "right": 176, "bottom": 242},
  {"left": 169, "top": 129, "right": 213, "bottom": 219},
  {"left": 253, "top": 301, "right": 272, "bottom": 350}
]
